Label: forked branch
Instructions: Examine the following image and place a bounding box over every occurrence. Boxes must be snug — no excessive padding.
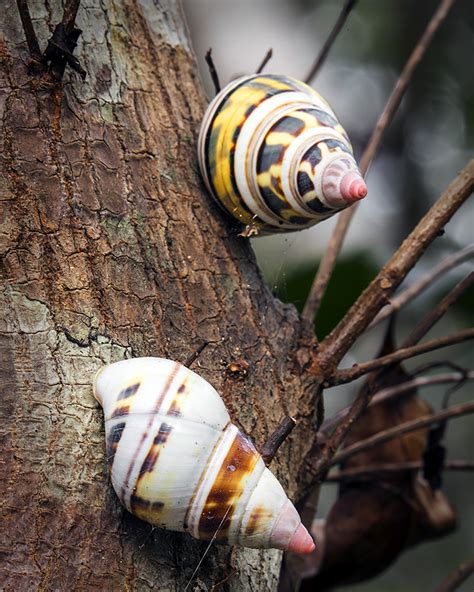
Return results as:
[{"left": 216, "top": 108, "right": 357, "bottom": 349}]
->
[
  {"left": 304, "top": 233, "right": 470, "bottom": 488},
  {"left": 317, "top": 160, "right": 474, "bottom": 372}
]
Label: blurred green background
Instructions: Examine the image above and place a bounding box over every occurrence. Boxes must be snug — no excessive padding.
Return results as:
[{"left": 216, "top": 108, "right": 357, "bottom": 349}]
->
[{"left": 183, "top": 1, "right": 473, "bottom": 590}]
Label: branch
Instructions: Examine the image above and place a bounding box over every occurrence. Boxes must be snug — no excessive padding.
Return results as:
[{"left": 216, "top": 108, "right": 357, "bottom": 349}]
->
[
  {"left": 260, "top": 416, "right": 296, "bottom": 465},
  {"left": 16, "top": 0, "right": 42, "bottom": 60},
  {"left": 321, "top": 371, "right": 474, "bottom": 436},
  {"left": 327, "top": 328, "right": 474, "bottom": 387},
  {"left": 302, "top": 208, "right": 354, "bottom": 325},
  {"left": 369, "top": 245, "right": 474, "bottom": 329},
  {"left": 183, "top": 341, "right": 209, "bottom": 368},
  {"left": 369, "top": 370, "right": 473, "bottom": 406},
  {"left": 358, "top": 0, "right": 456, "bottom": 176},
  {"left": 302, "top": 372, "right": 473, "bottom": 493},
  {"left": 434, "top": 555, "right": 474, "bottom": 592},
  {"left": 411, "top": 361, "right": 468, "bottom": 378},
  {"left": 205, "top": 48, "right": 221, "bottom": 94},
  {"left": 325, "top": 460, "right": 474, "bottom": 482},
  {"left": 62, "top": 0, "right": 81, "bottom": 32},
  {"left": 255, "top": 48, "right": 273, "bottom": 74},
  {"left": 304, "top": 0, "right": 358, "bottom": 83},
  {"left": 402, "top": 273, "right": 474, "bottom": 348},
  {"left": 301, "top": 0, "right": 457, "bottom": 325},
  {"left": 330, "top": 400, "right": 474, "bottom": 468},
  {"left": 316, "top": 160, "right": 474, "bottom": 372}
]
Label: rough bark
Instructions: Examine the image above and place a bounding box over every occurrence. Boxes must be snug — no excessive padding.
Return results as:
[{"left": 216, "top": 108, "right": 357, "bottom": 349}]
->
[{"left": 0, "top": 2, "right": 319, "bottom": 591}]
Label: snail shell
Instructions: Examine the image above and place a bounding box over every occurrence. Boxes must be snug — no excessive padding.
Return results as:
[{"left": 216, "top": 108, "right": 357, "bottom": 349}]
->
[
  {"left": 198, "top": 74, "right": 367, "bottom": 235},
  {"left": 94, "top": 357, "right": 314, "bottom": 553}
]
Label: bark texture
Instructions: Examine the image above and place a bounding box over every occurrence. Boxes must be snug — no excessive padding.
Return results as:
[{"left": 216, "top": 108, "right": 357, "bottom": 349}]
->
[{"left": 0, "top": 1, "right": 319, "bottom": 590}]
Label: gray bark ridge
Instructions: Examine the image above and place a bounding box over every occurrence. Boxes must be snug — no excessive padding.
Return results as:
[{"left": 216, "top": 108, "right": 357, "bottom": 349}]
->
[{"left": 0, "top": 1, "right": 319, "bottom": 590}]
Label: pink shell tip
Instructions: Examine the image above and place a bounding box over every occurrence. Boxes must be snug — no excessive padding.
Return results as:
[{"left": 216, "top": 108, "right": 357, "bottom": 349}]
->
[
  {"left": 286, "top": 523, "right": 316, "bottom": 554},
  {"left": 340, "top": 171, "right": 367, "bottom": 204}
]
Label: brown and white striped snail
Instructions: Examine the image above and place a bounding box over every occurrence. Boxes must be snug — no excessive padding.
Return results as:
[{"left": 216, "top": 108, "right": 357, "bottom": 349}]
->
[
  {"left": 94, "top": 357, "right": 314, "bottom": 553},
  {"left": 198, "top": 74, "right": 367, "bottom": 235}
]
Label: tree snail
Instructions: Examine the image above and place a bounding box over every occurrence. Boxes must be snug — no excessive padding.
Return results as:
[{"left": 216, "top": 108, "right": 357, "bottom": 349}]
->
[
  {"left": 94, "top": 357, "right": 315, "bottom": 553},
  {"left": 198, "top": 74, "right": 367, "bottom": 235}
]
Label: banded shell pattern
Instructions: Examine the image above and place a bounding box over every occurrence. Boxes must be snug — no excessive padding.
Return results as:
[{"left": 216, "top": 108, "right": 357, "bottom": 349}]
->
[
  {"left": 198, "top": 74, "right": 367, "bottom": 234},
  {"left": 94, "top": 357, "right": 314, "bottom": 553}
]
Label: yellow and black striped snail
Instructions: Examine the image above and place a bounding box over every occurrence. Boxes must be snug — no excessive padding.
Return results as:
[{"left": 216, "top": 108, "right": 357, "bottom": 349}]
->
[
  {"left": 94, "top": 357, "right": 315, "bottom": 553},
  {"left": 198, "top": 74, "right": 367, "bottom": 235}
]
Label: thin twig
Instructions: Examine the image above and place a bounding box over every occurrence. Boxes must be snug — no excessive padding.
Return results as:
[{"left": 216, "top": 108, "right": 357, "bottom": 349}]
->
[
  {"left": 320, "top": 371, "right": 474, "bottom": 436},
  {"left": 434, "top": 555, "right": 474, "bottom": 592},
  {"left": 365, "top": 372, "right": 474, "bottom": 407},
  {"left": 16, "top": 0, "right": 42, "bottom": 59},
  {"left": 411, "top": 361, "right": 468, "bottom": 378},
  {"left": 205, "top": 48, "right": 221, "bottom": 94},
  {"left": 255, "top": 48, "right": 273, "bottom": 74},
  {"left": 260, "top": 416, "right": 296, "bottom": 465},
  {"left": 210, "top": 570, "right": 237, "bottom": 591},
  {"left": 301, "top": 0, "right": 457, "bottom": 325},
  {"left": 62, "top": 0, "right": 81, "bottom": 32},
  {"left": 440, "top": 366, "right": 469, "bottom": 408},
  {"left": 304, "top": 0, "right": 358, "bottom": 83},
  {"left": 402, "top": 273, "right": 474, "bottom": 348},
  {"left": 325, "top": 460, "right": 474, "bottom": 482},
  {"left": 358, "top": 0, "right": 456, "bottom": 177},
  {"left": 327, "top": 328, "right": 474, "bottom": 386},
  {"left": 316, "top": 160, "right": 474, "bottom": 372},
  {"left": 43, "top": 0, "right": 85, "bottom": 81},
  {"left": 369, "top": 245, "right": 474, "bottom": 329},
  {"left": 302, "top": 210, "right": 354, "bottom": 326},
  {"left": 329, "top": 400, "right": 474, "bottom": 468},
  {"left": 183, "top": 341, "right": 209, "bottom": 368}
]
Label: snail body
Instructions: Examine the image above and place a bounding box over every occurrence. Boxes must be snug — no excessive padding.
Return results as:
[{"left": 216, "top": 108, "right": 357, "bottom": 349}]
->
[
  {"left": 94, "top": 357, "right": 314, "bottom": 553},
  {"left": 198, "top": 74, "right": 367, "bottom": 234}
]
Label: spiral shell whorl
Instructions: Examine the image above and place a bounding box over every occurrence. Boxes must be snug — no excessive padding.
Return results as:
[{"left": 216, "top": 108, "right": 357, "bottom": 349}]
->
[
  {"left": 319, "top": 155, "right": 367, "bottom": 207},
  {"left": 198, "top": 74, "right": 366, "bottom": 234},
  {"left": 94, "top": 357, "right": 314, "bottom": 552}
]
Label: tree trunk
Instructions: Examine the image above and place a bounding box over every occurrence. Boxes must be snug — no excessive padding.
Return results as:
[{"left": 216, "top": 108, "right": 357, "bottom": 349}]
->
[{"left": 0, "top": 2, "right": 319, "bottom": 590}]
